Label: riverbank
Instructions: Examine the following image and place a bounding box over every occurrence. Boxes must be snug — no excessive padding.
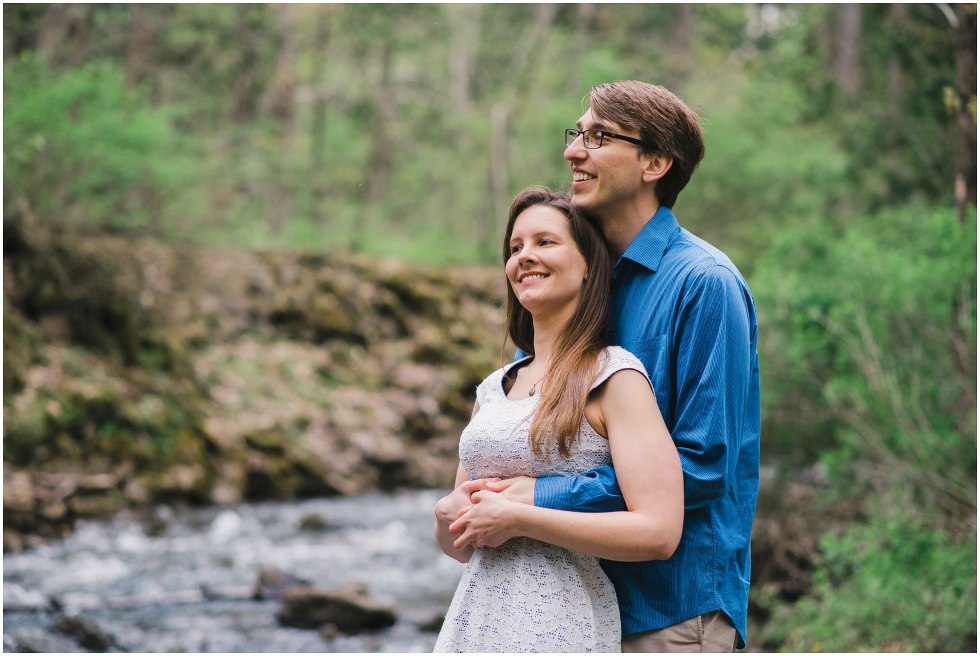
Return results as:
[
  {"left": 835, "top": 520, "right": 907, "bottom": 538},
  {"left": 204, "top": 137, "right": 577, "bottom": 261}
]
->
[{"left": 3, "top": 227, "right": 506, "bottom": 550}]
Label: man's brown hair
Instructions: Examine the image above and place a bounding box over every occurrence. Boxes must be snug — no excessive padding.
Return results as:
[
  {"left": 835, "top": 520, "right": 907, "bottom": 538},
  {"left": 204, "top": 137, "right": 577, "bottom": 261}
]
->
[{"left": 589, "top": 80, "right": 705, "bottom": 208}]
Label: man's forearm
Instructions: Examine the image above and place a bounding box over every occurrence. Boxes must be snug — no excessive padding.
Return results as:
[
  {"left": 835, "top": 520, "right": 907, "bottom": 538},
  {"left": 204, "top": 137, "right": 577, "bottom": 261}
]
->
[{"left": 534, "top": 467, "right": 627, "bottom": 513}]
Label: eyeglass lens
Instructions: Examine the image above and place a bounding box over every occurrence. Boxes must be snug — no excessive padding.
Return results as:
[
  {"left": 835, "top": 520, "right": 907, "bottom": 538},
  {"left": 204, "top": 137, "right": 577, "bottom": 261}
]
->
[{"left": 565, "top": 129, "right": 601, "bottom": 148}]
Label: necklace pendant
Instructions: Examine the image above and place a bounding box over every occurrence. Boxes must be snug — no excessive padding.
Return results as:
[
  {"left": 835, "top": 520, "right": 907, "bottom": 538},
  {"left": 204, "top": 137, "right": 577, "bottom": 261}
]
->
[{"left": 528, "top": 384, "right": 535, "bottom": 397}]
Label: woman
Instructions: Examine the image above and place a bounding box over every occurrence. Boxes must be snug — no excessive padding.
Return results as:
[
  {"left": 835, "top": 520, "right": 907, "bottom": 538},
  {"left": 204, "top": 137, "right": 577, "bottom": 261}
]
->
[{"left": 433, "top": 187, "right": 684, "bottom": 652}]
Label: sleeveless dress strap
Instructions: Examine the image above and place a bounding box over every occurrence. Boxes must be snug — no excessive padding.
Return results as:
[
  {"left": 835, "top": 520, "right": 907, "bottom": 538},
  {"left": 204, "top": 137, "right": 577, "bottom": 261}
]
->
[{"left": 589, "top": 346, "right": 652, "bottom": 392}]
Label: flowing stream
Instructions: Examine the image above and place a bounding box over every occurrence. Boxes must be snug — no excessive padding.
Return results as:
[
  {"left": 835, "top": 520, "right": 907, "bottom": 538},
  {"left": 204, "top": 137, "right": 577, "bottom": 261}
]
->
[{"left": 3, "top": 490, "right": 466, "bottom": 652}]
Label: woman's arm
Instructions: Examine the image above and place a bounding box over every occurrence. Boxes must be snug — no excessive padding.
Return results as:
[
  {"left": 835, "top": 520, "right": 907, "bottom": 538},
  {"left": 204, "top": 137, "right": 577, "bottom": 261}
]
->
[
  {"left": 434, "top": 401, "right": 485, "bottom": 563},
  {"left": 450, "top": 369, "right": 684, "bottom": 562},
  {"left": 435, "top": 463, "right": 477, "bottom": 562}
]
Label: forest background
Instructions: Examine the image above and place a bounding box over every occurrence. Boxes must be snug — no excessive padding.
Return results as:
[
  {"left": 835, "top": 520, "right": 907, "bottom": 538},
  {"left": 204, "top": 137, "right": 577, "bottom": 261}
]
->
[{"left": 3, "top": 3, "right": 977, "bottom": 652}]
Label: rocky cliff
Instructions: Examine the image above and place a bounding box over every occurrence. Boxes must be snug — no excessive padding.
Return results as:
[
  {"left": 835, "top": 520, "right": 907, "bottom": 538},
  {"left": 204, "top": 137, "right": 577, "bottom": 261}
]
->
[{"left": 3, "top": 228, "right": 508, "bottom": 550}]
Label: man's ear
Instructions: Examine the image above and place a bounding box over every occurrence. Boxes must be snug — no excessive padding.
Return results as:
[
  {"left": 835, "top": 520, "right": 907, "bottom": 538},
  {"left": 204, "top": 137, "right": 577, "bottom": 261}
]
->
[{"left": 642, "top": 153, "right": 672, "bottom": 183}]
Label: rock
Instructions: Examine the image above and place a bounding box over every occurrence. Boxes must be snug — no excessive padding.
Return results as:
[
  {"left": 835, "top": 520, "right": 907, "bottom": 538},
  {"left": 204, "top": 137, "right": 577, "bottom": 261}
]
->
[
  {"left": 137, "top": 505, "right": 175, "bottom": 537},
  {"left": 3, "top": 469, "right": 35, "bottom": 514},
  {"left": 276, "top": 583, "right": 397, "bottom": 634},
  {"left": 318, "top": 624, "right": 340, "bottom": 641},
  {"left": 51, "top": 614, "right": 122, "bottom": 651},
  {"left": 76, "top": 472, "right": 120, "bottom": 493},
  {"left": 253, "top": 565, "right": 312, "bottom": 600},
  {"left": 67, "top": 491, "right": 125, "bottom": 518},
  {"left": 200, "top": 583, "right": 253, "bottom": 601},
  {"left": 6, "top": 626, "right": 83, "bottom": 653},
  {"left": 3, "top": 528, "right": 26, "bottom": 552},
  {"left": 298, "top": 513, "right": 330, "bottom": 532},
  {"left": 418, "top": 614, "right": 445, "bottom": 632}
]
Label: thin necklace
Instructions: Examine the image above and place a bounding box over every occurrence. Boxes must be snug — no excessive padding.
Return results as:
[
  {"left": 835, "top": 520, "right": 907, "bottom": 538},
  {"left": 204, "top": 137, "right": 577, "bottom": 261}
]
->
[{"left": 527, "top": 361, "right": 547, "bottom": 396}]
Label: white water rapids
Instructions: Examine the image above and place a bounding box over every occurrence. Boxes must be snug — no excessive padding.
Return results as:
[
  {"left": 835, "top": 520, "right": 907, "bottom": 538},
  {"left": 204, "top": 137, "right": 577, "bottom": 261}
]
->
[{"left": 3, "top": 490, "right": 466, "bottom": 652}]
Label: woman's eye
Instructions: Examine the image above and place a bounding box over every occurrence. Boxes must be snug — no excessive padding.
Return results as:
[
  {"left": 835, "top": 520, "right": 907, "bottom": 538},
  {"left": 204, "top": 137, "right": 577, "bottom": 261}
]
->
[{"left": 510, "top": 244, "right": 522, "bottom": 254}]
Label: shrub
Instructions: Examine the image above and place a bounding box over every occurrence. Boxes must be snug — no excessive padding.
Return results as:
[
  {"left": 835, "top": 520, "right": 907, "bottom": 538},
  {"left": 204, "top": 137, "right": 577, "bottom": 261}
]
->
[
  {"left": 751, "top": 204, "right": 976, "bottom": 651},
  {"left": 764, "top": 517, "right": 976, "bottom": 652},
  {"left": 3, "top": 53, "right": 195, "bottom": 236},
  {"left": 753, "top": 204, "right": 976, "bottom": 525}
]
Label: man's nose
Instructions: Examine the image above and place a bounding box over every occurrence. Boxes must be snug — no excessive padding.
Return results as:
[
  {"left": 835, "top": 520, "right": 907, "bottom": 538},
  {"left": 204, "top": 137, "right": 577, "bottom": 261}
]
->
[{"left": 564, "top": 137, "right": 586, "bottom": 161}]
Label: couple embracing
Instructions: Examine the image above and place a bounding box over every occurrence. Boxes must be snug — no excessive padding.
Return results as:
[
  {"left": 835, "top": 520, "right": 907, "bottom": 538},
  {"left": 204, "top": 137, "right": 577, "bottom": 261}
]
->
[{"left": 434, "top": 81, "right": 760, "bottom": 653}]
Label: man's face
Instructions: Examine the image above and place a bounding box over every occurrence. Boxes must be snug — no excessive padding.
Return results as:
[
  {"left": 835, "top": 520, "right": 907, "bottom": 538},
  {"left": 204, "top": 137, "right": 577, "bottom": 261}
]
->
[{"left": 563, "top": 108, "right": 649, "bottom": 217}]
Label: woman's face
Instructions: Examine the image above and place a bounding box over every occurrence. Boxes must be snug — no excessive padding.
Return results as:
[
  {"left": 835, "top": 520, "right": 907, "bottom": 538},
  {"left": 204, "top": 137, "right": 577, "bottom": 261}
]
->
[{"left": 505, "top": 204, "right": 588, "bottom": 318}]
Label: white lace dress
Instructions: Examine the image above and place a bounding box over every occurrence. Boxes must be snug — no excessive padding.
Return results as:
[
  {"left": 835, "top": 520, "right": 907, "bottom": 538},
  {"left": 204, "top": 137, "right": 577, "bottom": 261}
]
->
[{"left": 435, "top": 346, "right": 648, "bottom": 653}]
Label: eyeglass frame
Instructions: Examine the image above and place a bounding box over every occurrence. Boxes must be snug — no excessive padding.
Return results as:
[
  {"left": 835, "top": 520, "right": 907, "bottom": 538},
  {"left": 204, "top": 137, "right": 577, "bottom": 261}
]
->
[{"left": 565, "top": 127, "right": 646, "bottom": 150}]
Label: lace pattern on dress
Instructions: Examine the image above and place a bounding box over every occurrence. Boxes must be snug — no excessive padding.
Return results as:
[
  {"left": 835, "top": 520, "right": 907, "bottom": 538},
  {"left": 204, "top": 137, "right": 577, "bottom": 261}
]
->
[{"left": 434, "top": 346, "right": 647, "bottom": 653}]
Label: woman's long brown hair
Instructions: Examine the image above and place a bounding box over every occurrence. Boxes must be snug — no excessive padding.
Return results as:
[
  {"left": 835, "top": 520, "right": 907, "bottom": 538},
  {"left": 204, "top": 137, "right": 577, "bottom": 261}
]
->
[{"left": 502, "top": 186, "right": 612, "bottom": 458}]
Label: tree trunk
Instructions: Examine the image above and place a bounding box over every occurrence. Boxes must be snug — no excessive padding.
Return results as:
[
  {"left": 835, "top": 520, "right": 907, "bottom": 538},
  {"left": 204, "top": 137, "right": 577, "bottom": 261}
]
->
[
  {"left": 482, "top": 4, "right": 559, "bottom": 257},
  {"left": 261, "top": 4, "right": 299, "bottom": 125},
  {"left": 568, "top": 4, "right": 596, "bottom": 96},
  {"left": 125, "top": 5, "right": 159, "bottom": 89},
  {"left": 38, "top": 4, "right": 90, "bottom": 67},
  {"left": 448, "top": 5, "right": 482, "bottom": 110},
  {"left": 952, "top": 3, "right": 977, "bottom": 222},
  {"left": 833, "top": 4, "right": 863, "bottom": 99},
  {"left": 357, "top": 38, "right": 399, "bottom": 248},
  {"left": 229, "top": 5, "right": 264, "bottom": 122},
  {"left": 671, "top": 4, "right": 695, "bottom": 80},
  {"left": 309, "top": 6, "right": 332, "bottom": 226},
  {"left": 487, "top": 102, "right": 511, "bottom": 257}
]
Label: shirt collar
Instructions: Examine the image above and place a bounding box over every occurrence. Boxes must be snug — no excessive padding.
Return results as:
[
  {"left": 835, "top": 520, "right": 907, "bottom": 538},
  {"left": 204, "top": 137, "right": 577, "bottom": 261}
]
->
[{"left": 616, "top": 205, "right": 680, "bottom": 273}]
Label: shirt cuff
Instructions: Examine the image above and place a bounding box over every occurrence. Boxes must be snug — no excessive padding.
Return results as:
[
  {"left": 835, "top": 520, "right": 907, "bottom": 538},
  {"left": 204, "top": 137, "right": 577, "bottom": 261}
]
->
[{"left": 533, "top": 475, "right": 571, "bottom": 511}]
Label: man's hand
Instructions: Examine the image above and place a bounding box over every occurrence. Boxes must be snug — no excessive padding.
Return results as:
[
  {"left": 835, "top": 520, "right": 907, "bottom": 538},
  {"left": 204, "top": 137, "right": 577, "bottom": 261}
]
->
[
  {"left": 485, "top": 475, "right": 536, "bottom": 506},
  {"left": 435, "top": 478, "right": 498, "bottom": 527},
  {"left": 449, "top": 489, "right": 526, "bottom": 549}
]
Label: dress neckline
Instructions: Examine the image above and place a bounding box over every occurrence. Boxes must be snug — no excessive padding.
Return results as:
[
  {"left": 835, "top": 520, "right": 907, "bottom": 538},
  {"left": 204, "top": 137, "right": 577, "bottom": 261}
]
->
[{"left": 500, "top": 356, "right": 538, "bottom": 401}]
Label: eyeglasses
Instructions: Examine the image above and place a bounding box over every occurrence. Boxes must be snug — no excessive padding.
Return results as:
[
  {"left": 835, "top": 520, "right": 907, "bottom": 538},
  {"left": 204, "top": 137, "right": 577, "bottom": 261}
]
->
[{"left": 565, "top": 128, "right": 645, "bottom": 149}]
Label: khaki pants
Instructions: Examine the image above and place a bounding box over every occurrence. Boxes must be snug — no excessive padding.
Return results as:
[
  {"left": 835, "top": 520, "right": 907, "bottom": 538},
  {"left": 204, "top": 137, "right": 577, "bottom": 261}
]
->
[{"left": 622, "top": 611, "right": 738, "bottom": 653}]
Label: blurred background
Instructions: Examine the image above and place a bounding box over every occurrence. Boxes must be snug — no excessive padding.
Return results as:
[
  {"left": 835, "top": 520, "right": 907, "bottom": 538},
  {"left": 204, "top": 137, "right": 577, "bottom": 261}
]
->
[{"left": 3, "top": 3, "right": 976, "bottom": 653}]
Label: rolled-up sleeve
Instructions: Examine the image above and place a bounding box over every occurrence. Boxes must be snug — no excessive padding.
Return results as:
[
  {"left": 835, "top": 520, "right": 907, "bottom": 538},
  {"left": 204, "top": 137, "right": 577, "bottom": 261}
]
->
[{"left": 534, "top": 466, "right": 627, "bottom": 512}]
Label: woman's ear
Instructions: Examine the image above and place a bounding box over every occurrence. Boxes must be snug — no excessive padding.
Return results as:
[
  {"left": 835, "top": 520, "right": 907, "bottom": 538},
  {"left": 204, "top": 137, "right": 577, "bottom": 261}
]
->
[{"left": 642, "top": 153, "right": 673, "bottom": 183}]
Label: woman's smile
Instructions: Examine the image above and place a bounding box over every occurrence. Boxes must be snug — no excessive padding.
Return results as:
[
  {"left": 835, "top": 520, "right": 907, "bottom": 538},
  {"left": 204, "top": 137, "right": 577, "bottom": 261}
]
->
[{"left": 505, "top": 205, "right": 588, "bottom": 315}]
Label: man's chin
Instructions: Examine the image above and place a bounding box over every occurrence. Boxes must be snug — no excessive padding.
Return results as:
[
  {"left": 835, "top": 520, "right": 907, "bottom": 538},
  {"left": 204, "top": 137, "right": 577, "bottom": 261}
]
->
[{"left": 570, "top": 193, "right": 597, "bottom": 213}]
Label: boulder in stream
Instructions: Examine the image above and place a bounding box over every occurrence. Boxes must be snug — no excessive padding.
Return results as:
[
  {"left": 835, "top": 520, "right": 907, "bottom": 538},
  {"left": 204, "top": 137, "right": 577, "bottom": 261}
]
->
[
  {"left": 253, "top": 565, "right": 312, "bottom": 600},
  {"left": 276, "top": 582, "right": 397, "bottom": 634},
  {"left": 51, "top": 614, "right": 122, "bottom": 651}
]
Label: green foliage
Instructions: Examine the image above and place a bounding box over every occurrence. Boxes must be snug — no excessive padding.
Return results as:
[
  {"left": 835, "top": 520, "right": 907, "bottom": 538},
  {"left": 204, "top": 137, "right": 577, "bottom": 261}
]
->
[
  {"left": 682, "top": 71, "right": 850, "bottom": 265},
  {"left": 2, "top": 344, "right": 205, "bottom": 468},
  {"left": 3, "top": 4, "right": 967, "bottom": 264},
  {"left": 753, "top": 205, "right": 976, "bottom": 513},
  {"left": 764, "top": 516, "right": 977, "bottom": 652},
  {"left": 747, "top": 4, "right": 965, "bottom": 213},
  {"left": 750, "top": 203, "right": 976, "bottom": 651},
  {"left": 3, "top": 53, "right": 196, "bottom": 235}
]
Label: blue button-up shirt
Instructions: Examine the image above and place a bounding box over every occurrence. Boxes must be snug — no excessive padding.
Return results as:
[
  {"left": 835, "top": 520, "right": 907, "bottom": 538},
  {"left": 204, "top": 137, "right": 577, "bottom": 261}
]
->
[{"left": 535, "top": 206, "right": 760, "bottom": 648}]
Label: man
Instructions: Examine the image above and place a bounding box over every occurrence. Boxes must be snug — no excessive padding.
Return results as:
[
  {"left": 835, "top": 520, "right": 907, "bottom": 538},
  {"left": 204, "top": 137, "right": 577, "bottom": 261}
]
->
[{"left": 442, "top": 80, "right": 760, "bottom": 652}]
